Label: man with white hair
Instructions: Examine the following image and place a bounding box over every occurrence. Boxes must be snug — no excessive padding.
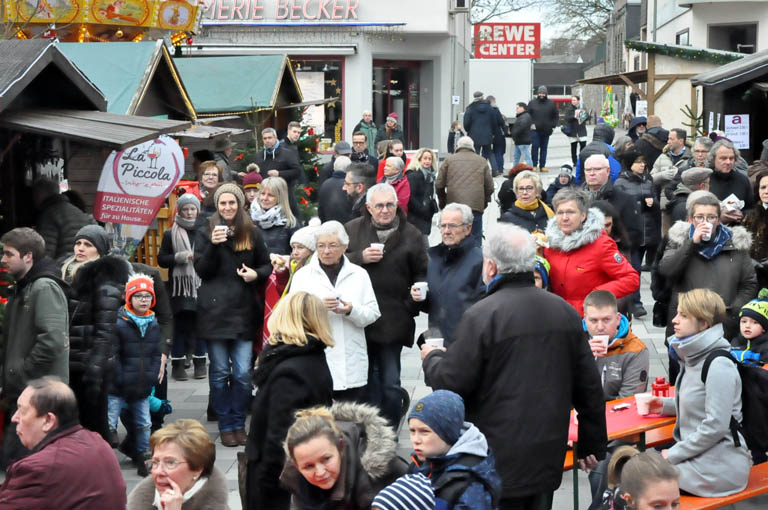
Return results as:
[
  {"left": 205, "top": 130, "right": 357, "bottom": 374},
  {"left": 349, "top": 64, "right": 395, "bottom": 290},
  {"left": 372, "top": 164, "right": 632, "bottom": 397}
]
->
[
  {"left": 345, "top": 183, "right": 428, "bottom": 427},
  {"left": 318, "top": 155, "right": 353, "bottom": 223},
  {"left": 421, "top": 223, "right": 607, "bottom": 509},
  {"left": 583, "top": 153, "right": 640, "bottom": 244},
  {"left": 436, "top": 136, "right": 494, "bottom": 247},
  {"left": 410, "top": 203, "right": 484, "bottom": 346}
]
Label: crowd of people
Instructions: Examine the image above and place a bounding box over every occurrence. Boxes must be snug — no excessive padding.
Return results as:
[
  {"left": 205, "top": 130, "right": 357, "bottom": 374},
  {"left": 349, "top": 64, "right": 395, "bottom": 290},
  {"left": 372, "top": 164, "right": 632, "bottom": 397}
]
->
[{"left": 2, "top": 99, "right": 768, "bottom": 510}]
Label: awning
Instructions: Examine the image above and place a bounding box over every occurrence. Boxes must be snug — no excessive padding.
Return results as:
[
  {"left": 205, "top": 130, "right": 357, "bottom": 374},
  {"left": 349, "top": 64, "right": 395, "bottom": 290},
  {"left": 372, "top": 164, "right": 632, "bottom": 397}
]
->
[
  {"left": 172, "top": 123, "right": 249, "bottom": 139},
  {"left": 174, "top": 54, "right": 303, "bottom": 116},
  {"left": 277, "top": 97, "right": 340, "bottom": 109},
  {"left": 690, "top": 48, "right": 768, "bottom": 89},
  {"left": 0, "top": 109, "right": 191, "bottom": 149},
  {"left": 578, "top": 70, "right": 648, "bottom": 86}
]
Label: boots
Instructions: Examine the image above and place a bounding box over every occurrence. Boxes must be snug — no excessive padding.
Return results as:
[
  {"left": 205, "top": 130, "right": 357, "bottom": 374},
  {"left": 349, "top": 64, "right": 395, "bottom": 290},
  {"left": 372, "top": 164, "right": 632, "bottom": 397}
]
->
[
  {"left": 171, "top": 359, "right": 188, "bottom": 381},
  {"left": 135, "top": 451, "right": 151, "bottom": 477},
  {"left": 193, "top": 356, "right": 207, "bottom": 379}
]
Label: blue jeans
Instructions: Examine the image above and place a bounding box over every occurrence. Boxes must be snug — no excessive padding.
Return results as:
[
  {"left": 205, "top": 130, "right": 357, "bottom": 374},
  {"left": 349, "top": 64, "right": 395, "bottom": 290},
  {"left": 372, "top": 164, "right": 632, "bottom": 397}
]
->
[
  {"left": 366, "top": 342, "right": 403, "bottom": 428},
  {"left": 470, "top": 211, "right": 483, "bottom": 247},
  {"left": 208, "top": 338, "right": 252, "bottom": 432},
  {"left": 171, "top": 311, "right": 206, "bottom": 359},
  {"left": 531, "top": 131, "right": 550, "bottom": 168},
  {"left": 108, "top": 395, "right": 151, "bottom": 454},
  {"left": 513, "top": 144, "right": 532, "bottom": 166},
  {"left": 493, "top": 144, "right": 505, "bottom": 174}
]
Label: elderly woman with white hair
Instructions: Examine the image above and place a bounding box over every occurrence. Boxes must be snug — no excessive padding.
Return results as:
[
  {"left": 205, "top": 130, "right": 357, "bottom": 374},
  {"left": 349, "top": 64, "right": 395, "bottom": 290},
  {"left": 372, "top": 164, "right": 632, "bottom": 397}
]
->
[
  {"left": 379, "top": 156, "right": 411, "bottom": 214},
  {"left": 499, "top": 170, "right": 553, "bottom": 232},
  {"left": 289, "top": 221, "right": 381, "bottom": 402}
]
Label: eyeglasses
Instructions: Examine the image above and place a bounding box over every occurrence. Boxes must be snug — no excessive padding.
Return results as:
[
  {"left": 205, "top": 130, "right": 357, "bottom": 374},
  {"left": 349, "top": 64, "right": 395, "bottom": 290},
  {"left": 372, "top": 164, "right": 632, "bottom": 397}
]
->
[
  {"left": 517, "top": 186, "right": 536, "bottom": 192},
  {"left": 372, "top": 202, "right": 397, "bottom": 211},
  {"left": 344, "top": 180, "right": 362, "bottom": 187},
  {"left": 316, "top": 243, "right": 342, "bottom": 251},
  {"left": 148, "top": 458, "right": 188, "bottom": 472},
  {"left": 439, "top": 223, "right": 466, "bottom": 231},
  {"left": 692, "top": 214, "right": 719, "bottom": 223},
  {"left": 352, "top": 141, "right": 366, "bottom": 146},
  {"left": 133, "top": 294, "right": 153, "bottom": 301}
]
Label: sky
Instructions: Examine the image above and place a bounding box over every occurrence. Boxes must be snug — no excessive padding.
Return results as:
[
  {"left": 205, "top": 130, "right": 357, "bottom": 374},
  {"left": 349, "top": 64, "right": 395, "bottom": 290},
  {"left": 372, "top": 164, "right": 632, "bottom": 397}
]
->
[{"left": 495, "top": 6, "right": 560, "bottom": 42}]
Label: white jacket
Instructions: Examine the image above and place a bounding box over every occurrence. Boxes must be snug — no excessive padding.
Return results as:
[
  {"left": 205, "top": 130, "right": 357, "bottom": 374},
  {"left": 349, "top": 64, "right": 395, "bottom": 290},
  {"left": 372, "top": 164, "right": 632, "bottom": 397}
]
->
[{"left": 290, "top": 255, "right": 380, "bottom": 390}]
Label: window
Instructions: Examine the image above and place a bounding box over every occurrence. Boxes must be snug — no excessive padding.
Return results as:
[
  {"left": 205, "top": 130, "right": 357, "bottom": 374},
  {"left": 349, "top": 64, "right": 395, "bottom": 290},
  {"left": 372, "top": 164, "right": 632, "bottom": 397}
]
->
[
  {"left": 292, "top": 58, "right": 344, "bottom": 144},
  {"left": 676, "top": 29, "right": 689, "bottom": 46},
  {"left": 708, "top": 24, "right": 757, "bottom": 53}
]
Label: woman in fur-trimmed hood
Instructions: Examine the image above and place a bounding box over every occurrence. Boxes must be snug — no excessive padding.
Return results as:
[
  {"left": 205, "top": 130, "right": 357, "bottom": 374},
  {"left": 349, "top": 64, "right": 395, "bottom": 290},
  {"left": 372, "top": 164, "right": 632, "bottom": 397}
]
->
[
  {"left": 279, "top": 402, "right": 408, "bottom": 510},
  {"left": 544, "top": 188, "right": 639, "bottom": 316}
]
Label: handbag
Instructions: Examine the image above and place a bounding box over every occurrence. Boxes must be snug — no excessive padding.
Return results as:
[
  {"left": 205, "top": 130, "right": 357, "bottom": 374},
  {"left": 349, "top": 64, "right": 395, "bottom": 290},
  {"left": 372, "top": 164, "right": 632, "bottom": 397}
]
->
[{"left": 560, "top": 124, "right": 574, "bottom": 136}]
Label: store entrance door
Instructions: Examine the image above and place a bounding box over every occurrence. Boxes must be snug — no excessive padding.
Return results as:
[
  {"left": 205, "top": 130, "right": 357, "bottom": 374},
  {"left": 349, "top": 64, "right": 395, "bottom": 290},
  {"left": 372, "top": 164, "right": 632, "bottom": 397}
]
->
[{"left": 372, "top": 60, "right": 421, "bottom": 150}]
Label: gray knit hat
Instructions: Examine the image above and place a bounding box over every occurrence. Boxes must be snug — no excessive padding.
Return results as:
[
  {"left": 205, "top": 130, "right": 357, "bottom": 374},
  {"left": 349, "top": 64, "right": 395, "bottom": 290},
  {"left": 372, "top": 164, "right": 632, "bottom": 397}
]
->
[
  {"left": 176, "top": 193, "right": 201, "bottom": 212},
  {"left": 408, "top": 390, "right": 465, "bottom": 445},
  {"left": 213, "top": 182, "right": 245, "bottom": 208},
  {"left": 537, "top": 85, "right": 548, "bottom": 94},
  {"left": 75, "top": 224, "right": 110, "bottom": 256}
]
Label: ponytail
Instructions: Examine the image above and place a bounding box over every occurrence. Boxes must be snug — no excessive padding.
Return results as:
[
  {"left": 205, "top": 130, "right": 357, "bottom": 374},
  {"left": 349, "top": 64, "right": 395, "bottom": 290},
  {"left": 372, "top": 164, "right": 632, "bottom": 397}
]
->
[
  {"left": 607, "top": 446, "right": 680, "bottom": 507},
  {"left": 284, "top": 407, "right": 343, "bottom": 461}
]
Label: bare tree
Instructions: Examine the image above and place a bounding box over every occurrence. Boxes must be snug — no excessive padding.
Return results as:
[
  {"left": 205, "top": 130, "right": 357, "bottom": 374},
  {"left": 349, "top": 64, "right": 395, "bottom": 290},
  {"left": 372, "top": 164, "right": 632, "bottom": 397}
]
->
[
  {"left": 541, "top": 0, "right": 612, "bottom": 40},
  {"left": 471, "top": 0, "right": 539, "bottom": 23}
]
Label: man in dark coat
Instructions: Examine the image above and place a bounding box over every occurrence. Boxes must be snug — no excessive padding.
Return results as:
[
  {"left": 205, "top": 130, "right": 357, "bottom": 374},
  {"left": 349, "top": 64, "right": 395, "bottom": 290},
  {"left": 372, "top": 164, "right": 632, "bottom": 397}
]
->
[
  {"left": 33, "top": 177, "right": 94, "bottom": 262},
  {"left": 583, "top": 154, "right": 641, "bottom": 238},
  {"left": 345, "top": 184, "right": 428, "bottom": 427},
  {"left": 421, "top": 224, "right": 607, "bottom": 508},
  {"left": 411, "top": 203, "right": 484, "bottom": 346},
  {"left": 318, "top": 156, "right": 352, "bottom": 224},
  {"left": 634, "top": 115, "right": 668, "bottom": 168},
  {"left": 574, "top": 123, "right": 621, "bottom": 184},
  {"left": 344, "top": 163, "right": 377, "bottom": 220},
  {"left": 707, "top": 139, "right": 754, "bottom": 224},
  {"left": 254, "top": 127, "right": 303, "bottom": 218},
  {"left": 318, "top": 141, "right": 353, "bottom": 186},
  {"left": 627, "top": 116, "right": 647, "bottom": 141},
  {"left": 527, "top": 86, "right": 560, "bottom": 172},
  {"left": 511, "top": 102, "right": 533, "bottom": 167},
  {"left": 350, "top": 131, "right": 378, "bottom": 171},
  {"left": 0, "top": 378, "right": 126, "bottom": 508},
  {"left": 463, "top": 91, "right": 505, "bottom": 175}
]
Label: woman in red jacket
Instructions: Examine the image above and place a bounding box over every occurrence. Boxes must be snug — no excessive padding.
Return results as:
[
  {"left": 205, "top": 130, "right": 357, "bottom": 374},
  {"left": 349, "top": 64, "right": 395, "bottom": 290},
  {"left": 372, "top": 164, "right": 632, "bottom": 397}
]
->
[{"left": 544, "top": 188, "right": 639, "bottom": 315}]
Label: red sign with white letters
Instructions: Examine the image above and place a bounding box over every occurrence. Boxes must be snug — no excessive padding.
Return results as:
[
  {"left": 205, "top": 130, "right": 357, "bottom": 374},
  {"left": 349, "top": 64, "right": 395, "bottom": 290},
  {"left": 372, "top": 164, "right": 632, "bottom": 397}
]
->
[{"left": 474, "top": 23, "right": 541, "bottom": 59}]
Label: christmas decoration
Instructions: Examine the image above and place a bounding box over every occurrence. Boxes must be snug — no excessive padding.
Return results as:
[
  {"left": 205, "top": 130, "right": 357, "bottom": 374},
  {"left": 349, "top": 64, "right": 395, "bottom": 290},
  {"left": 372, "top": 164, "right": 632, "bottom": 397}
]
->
[
  {"left": 601, "top": 85, "right": 618, "bottom": 128},
  {"left": 624, "top": 40, "right": 743, "bottom": 64}
]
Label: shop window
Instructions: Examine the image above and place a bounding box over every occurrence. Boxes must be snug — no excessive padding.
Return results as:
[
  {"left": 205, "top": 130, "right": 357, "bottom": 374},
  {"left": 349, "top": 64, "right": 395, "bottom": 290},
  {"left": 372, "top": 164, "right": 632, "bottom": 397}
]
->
[
  {"left": 676, "top": 29, "right": 689, "bottom": 47},
  {"left": 708, "top": 24, "right": 757, "bottom": 54},
  {"left": 292, "top": 58, "right": 344, "bottom": 149}
]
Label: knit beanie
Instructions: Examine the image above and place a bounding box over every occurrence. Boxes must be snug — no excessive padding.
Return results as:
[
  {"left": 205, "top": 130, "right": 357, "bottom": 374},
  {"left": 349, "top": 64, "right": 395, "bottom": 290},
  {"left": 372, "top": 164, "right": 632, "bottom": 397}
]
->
[
  {"left": 408, "top": 390, "right": 464, "bottom": 445},
  {"left": 559, "top": 164, "right": 573, "bottom": 176},
  {"left": 176, "top": 193, "right": 201, "bottom": 212},
  {"left": 740, "top": 288, "right": 768, "bottom": 332},
  {"left": 242, "top": 171, "right": 263, "bottom": 190},
  {"left": 214, "top": 182, "right": 245, "bottom": 208},
  {"left": 371, "top": 473, "right": 435, "bottom": 510},
  {"left": 125, "top": 273, "right": 156, "bottom": 308},
  {"left": 290, "top": 225, "right": 318, "bottom": 252},
  {"left": 537, "top": 85, "right": 548, "bottom": 94},
  {"left": 535, "top": 256, "right": 550, "bottom": 288},
  {"left": 75, "top": 224, "right": 110, "bottom": 256},
  {"left": 386, "top": 112, "right": 398, "bottom": 123}
]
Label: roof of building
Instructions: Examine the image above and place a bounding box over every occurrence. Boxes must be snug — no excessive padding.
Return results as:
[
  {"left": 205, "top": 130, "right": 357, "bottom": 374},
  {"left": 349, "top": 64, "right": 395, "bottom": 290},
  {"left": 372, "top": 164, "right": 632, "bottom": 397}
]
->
[{"left": 691, "top": 48, "right": 768, "bottom": 89}]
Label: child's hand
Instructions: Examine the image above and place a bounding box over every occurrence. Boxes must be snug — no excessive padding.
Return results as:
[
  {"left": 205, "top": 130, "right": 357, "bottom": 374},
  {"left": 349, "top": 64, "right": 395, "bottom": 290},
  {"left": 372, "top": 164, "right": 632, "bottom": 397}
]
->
[{"left": 158, "top": 354, "right": 167, "bottom": 383}]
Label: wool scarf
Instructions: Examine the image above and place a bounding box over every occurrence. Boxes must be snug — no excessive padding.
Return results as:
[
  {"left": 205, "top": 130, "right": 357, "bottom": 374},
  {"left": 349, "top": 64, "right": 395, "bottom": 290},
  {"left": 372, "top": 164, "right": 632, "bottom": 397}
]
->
[
  {"left": 125, "top": 306, "right": 156, "bottom": 338},
  {"left": 251, "top": 204, "right": 287, "bottom": 229},
  {"left": 171, "top": 216, "right": 200, "bottom": 299},
  {"left": 688, "top": 223, "right": 732, "bottom": 260},
  {"left": 514, "top": 198, "right": 554, "bottom": 218}
]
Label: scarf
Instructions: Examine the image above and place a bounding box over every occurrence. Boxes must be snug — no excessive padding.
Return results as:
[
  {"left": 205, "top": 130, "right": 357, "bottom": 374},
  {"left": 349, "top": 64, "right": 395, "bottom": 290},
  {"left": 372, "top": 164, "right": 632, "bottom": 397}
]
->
[
  {"left": 419, "top": 166, "right": 435, "bottom": 186},
  {"left": 372, "top": 216, "right": 400, "bottom": 243},
  {"left": 385, "top": 171, "right": 404, "bottom": 184},
  {"left": 170, "top": 216, "right": 200, "bottom": 299},
  {"left": 263, "top": 140, "right": 280, "bottom": 160},
  {"left": 514, "top": 198, "right": 554, "bottom": 218},
  {"left": 251, "top": 204, "right": 287, "bottom": 229},
  {"left": 125, "top": 306, "right": 156, "bottom": 338},
  {"left": 688, "top": 223, "right": 732, "bottom": 260},
  {"left": 152, "top": 476, "right": 208, "bottom": 509}
]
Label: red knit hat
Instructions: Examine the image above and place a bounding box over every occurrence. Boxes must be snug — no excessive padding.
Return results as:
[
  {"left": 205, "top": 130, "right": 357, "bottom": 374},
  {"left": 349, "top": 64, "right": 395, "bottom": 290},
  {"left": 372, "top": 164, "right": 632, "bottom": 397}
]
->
[
  {"left": 386, "top": 112, "right": 398, "bottom": 122},
  {"left": 242, "top": 171, "right": 263, "bottom": 190},
  {"left": 126, "top": 273, "right": 155, "bottom": 308}
]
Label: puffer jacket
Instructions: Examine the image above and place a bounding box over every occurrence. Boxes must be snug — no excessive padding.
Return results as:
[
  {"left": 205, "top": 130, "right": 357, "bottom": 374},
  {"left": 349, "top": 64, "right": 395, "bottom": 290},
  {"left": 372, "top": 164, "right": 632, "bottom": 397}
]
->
[
  {"left": 111, "top": 307, "right": 162, "bottom": 401},
  {"left": 730, "top": 332, "right": 768, "bottom": 365},
  {"left": 663, "top": 324, "right": 751, "bottom": 497},
  {"left": 544, "top": 208, "right": 640, "bottom": 316},
  {"left": 280, "top": 402, "right": 408, "bottom": 510},
  {"left": 36, "top": 194, "right": 95, "bottom": 262},
  {"left": 436, "top": 148, "right": 494, "bottom": 213},
  {"left": 128, "top": 466, "right": 229, "bottom": 510},
  {"left": 614, "top": 170, "right": 661, "bottom": 247},
  {"left": 526, "top": 95, "right": 559, "bottom": 136},
  {"left": 409, "top": 423, "right": 502, "bottom": 510},
  {"left": 510, "top": 110, "right": 532, "bottom": 146},
  {"left": 659, "top": 221, "right": 757, "bottom": 339},
  {"left": 258, "top": 223, "right": 297, "bottom": 256},
  {"left": 635, "top": 127, "right": 669, "bottom": 167},
  {"left": 375, "top": 125, "right": 405, "bottom": 146},
  {"left": 406, "top": 167, "right": 438, "bottom": 235},
  {"left": 574, "top": 124, "right": 621, "bottom": 184},
  {"left": 67, "top": 256, "right": 130, "bottom": 392},
  {"left": 587, "top": 315, "right": 649, "bottom": 400},
  {"left": 650, "top": 144, "right": 693, "bottom": 190}
]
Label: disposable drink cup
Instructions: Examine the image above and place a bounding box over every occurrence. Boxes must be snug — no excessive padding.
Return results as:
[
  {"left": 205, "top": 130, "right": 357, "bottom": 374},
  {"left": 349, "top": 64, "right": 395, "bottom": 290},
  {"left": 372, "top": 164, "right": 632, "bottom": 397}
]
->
[
  {"left": 425, "top": 338, "right": 444, "bottom": 349},
  {"left": 413, "top": 282, "right": 428, "bottom": 301},
  {"left": 214, "top": 225, "right": 228, "bottom": 234},
  {"left": 370, "top": 243, "right": 385, "bottom": 252},
  {"left": 702, "top": 221, "right": 713, "bottom": 241},
  {"left": 593, "top": 335, "right": 609, "bottom": 355},
  {"left": 635, "top": 392, "right": 653, "bottom": 416}
]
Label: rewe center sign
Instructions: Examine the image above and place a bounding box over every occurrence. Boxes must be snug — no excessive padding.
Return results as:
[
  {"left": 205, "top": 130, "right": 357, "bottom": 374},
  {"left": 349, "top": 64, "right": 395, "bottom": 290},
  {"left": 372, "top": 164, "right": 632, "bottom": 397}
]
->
[{"left": 474, "top": 23, "right": 540, "bottom": 59}]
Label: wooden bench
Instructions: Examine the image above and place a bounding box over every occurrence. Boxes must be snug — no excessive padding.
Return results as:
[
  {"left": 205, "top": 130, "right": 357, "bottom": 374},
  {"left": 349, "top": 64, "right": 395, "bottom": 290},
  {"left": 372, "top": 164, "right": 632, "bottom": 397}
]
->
[
  {"left": 563, "top": 424, "right": 675, "bottom": 472},
  {"left": 680, "top": 462, "right": 768, "bottom": 509}
]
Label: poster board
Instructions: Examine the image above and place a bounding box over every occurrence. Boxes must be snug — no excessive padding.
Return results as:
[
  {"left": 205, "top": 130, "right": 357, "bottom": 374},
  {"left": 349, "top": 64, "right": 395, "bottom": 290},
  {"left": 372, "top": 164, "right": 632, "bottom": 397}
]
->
[
  {"left": 296, "top": 71, "right": 326, "bottom": 134},
  {"left": 724, "top": 114, "right": 750, "bottom": 149}
]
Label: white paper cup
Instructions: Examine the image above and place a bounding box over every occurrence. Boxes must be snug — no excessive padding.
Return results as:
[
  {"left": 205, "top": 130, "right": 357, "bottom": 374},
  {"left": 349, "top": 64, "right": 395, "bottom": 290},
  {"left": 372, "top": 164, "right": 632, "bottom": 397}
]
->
[
  {"left": 413, "top": 282, "right": 428, "bottom": 301},
  {"left": 592, "top": 335, "right": 609, "bottom": 355},
  {"left": 702, "top": 221, "right": 713, "bottom": 241},
  {"left": 635, "top": 392, "right": 653, "bottom": 416},
  {"left": 214, "top": 225, "right": 228, "bottom": 234},
  {"left": 370, "top": 242, "right": 385, "bottom": 252},
  {"left": 425, "top": 338, "right": 444, "bottom": 349}
]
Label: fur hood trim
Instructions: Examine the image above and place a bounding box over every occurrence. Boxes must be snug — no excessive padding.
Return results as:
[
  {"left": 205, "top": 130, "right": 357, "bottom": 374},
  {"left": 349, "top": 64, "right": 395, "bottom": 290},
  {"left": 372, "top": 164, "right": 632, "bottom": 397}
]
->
[
  {"left": 667, "top": 220, "right": 753, "bottom": 251},
  {"left": 331, "top": 401, "right": 398, "bottom": 480},
  {"left": 545, "top": 207, "right": 606, "bottom": 252},
  {"left": 126, "top": 466, "right": 229, "bottom": 510},
  {"left": 71, "top": 255, "right": 131, "bottom": 294}
]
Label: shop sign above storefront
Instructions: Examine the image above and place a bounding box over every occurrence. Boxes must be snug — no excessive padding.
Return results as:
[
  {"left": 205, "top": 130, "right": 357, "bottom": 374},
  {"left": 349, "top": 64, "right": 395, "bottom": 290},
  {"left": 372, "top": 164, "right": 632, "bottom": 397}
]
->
[
  {"left": 474, "top": 23, "right": 540, "bottom": 59},
  {"left": 201, "top": 0, "right": 360, "bottom": 22}
]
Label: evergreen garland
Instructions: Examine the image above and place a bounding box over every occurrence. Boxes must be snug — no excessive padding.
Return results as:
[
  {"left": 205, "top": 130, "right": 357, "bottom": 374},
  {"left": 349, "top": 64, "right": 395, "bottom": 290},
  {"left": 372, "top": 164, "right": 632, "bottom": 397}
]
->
[{"left": 624, "top": 40, "right": 744, "bottom": 64}]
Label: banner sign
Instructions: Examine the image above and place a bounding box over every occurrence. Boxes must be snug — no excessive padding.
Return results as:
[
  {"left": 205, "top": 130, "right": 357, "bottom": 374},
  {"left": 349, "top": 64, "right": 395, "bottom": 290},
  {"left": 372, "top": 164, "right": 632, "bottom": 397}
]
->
[
  {"left": 94, "top": 135, "right": 183, "bottom": 225},
  {"left": 724, "top": 114, "right": 750, "bottom": 149},
  {"left": 474, "top": 23, "right": 540, "bottom": 59}
]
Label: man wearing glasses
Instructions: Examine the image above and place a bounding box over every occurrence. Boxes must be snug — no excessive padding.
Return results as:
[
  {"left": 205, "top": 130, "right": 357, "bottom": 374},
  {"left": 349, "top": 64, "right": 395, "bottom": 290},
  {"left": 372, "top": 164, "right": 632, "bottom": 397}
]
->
[
  {"left": 350, "top": 131, "right": 378, "bottom": 171},
  {"left": 343, "top": 163, "right": 377, "bottom": 219},
  {"left": 410, "top": 203, "right": 484, "bottom": 346},
  {"left": 345, "top": 183, "right": 428, "bottom": 428}
]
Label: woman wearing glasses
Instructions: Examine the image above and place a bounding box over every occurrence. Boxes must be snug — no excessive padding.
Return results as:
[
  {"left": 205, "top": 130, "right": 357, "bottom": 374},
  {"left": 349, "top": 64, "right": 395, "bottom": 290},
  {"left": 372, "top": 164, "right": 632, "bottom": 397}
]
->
[
  {"left": 659, "top": 191, "right": 756, "bottom": 381},
  {"left": 499, "top": 170, "right": 553, "bottom": 233},
  {"left": 128, "top": 419, "right": 228, "bottom": 510}
]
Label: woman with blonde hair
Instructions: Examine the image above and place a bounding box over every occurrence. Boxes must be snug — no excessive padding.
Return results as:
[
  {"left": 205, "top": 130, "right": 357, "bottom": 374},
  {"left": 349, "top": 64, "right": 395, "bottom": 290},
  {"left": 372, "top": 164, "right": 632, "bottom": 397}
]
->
[
  {"left": 647, "top": 288, "right": 751, "bottom": 497},
  {"left": 405, "top": 148, "right": 438, "bottom": 237},
  {"left": 251, "top": 176, "right": 298, "bottom": 255},
  {"left": 499, "top": 169, "right": 553, "bottom": 232},
  {"left": 279, "top": 404, "right": 407, "bottom": 510},
  {"left": 245, "top": 292, "right": 335, "bottom": 510}
]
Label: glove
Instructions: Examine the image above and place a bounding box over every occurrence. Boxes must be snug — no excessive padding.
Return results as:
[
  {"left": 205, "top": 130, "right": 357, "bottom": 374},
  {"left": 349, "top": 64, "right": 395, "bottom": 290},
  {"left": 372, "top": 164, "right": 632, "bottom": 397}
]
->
[{"left": 174, "top": 251, "right": 192, "bottom": 264}]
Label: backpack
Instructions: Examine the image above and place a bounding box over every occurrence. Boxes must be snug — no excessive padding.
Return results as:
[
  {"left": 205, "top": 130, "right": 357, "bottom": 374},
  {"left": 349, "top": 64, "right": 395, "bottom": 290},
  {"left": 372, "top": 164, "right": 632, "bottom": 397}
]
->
[{"left": 701, "top": 350, "right": 768, "bottom": 457}]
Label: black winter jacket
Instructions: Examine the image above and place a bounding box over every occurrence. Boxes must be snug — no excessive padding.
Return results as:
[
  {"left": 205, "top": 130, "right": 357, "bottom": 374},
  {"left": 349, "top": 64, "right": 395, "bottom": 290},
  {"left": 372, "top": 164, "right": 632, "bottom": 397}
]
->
[
  {"left": 131, "top": 263, "right": 174, "bottom": 355},
  {"left": 527, "top": 96, "right": 559, "bottom": 136},
  {"left": 36, "top": 194, "right": 95, "bottom": 262},
  {"left": 423, "top": 273, "right": 607, "bottom": 499},
  {"left": 463, "top": 100, "right": 504, "bottom": 146},
  {"left": 375, "top": 125, "right": 405, "bottom": 146},
  {"left": 318, "top": 172, "right": 352, "bottom": 224},
  {"left": 111, "top": 307, "right": 162, "bottom": 401},
  {"left": 635, "top": 128, "right": 669, "bottom": 167},
  {"left": 614, "top": 171, "right": 661, "bottom": 247},
  {"left": 194, "top": 227, "right": 272, "bottom": 341},
  {"left": 500, "top": 202, "right": 551, "bottom": 233},
  {"left": 405, "top": 168, "right": 438, "bottom": 235},
  {"left": 564, "top": 103, "right": 588, "bottom": 138},
  {"left": 545, "top": 176, "right": 574, "bottom": 205},
  {"left": 588, "top": 180, "right": 642, "bottom": 245},
  {"left": 510, "top": 111, "right": 532, "bottom": 145},
  {"left": 345, "top": 208, "right": 428, "bottom": 347},
  {"left": 255, "top": 144, "right": 303, "bottom": 217},
  {"left": 709, "top": 169, "right": 755, "bottom": 212},
  {"left": 158, "top": 227, "right": 205, "bottom": 314},
  {"left": 258, "top": 223, "right": 297, "bottom": 256},
  {"left": 245, "top": 337, "right": 333, "bottom": 509},
  {"left": 68, "top": 256, "right": 130, "bottom": 395}
]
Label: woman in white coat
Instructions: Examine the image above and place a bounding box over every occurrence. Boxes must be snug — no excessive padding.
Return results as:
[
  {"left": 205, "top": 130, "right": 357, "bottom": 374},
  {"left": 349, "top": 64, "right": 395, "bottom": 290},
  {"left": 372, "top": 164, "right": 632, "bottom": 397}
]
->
[{"left": 289, "top": 221, "right": 380, "bottom": 402}]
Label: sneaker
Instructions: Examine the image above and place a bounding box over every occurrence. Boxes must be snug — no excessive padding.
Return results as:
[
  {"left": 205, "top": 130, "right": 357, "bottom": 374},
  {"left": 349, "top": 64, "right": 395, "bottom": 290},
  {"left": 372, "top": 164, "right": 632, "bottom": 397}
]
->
[
  {"left": 220, "top": 431, "right": 238, "bottom": 447},
  {"left": 193, "top": 357, "right": 207, "bottom": 379},
  {"left": 171, "top": 361, "right": 188, "bottom": 381},
  {"left": 532, "top": 166, "right": 539, "bottom": 172},
  {"left": 540, "top": 167, "right": 548, "bottom": 172}
]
